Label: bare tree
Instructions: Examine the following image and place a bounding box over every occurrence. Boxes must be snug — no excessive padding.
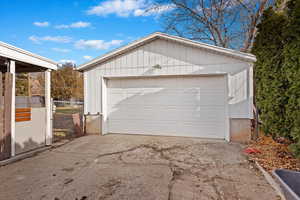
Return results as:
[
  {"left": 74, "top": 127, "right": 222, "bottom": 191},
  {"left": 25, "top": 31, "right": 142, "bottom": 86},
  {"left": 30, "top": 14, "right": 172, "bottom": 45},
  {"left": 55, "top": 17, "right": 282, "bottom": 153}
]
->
[{"left": 151, "top": 0, "right": 274, "bottom": 52}]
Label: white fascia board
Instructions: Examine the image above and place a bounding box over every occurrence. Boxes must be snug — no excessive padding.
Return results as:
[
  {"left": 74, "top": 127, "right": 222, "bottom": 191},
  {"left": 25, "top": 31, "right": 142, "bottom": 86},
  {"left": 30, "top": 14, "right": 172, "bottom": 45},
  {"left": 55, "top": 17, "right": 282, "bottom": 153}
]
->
[
  {"left": 77, "top": 32, "right": 256, "bottom": 72},
  {"left": 160, "top": 33, "right": 257, "bottom": 62},
  {"left": 0, "top": 41, "right": 57, "bottom": 70}
]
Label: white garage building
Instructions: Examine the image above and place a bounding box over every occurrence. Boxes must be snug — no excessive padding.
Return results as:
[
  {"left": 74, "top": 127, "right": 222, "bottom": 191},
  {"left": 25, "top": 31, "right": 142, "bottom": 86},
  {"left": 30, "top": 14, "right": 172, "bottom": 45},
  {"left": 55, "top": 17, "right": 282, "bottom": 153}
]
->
[{"left": 78, "top": 32, "right": 256, "bottom": 142}]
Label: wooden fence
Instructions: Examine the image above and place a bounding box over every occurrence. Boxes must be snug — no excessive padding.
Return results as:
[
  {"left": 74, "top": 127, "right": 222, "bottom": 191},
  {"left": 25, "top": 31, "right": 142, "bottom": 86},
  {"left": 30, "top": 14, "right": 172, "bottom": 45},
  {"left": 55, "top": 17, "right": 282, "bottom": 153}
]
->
[{"left": 0, "top": 72, "right": 12, "bottom": 161}]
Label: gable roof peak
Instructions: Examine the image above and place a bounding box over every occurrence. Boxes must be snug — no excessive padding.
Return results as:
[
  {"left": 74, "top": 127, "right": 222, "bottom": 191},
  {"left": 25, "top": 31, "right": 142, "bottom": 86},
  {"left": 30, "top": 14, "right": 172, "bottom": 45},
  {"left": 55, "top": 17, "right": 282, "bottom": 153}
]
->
[{"left": 77, "top": 32, "right": 256, "bottom": 71}]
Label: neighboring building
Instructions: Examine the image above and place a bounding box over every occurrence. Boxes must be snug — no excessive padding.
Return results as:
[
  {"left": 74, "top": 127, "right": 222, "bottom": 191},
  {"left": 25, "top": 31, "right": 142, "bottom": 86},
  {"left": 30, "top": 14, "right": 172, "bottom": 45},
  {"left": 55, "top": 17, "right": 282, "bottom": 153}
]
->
[
  {"left": 0, "top": 41, "right": 57, "bottom": 161},
  {"left": 78, "top": 32, "right": 256, "bottom": 143}
]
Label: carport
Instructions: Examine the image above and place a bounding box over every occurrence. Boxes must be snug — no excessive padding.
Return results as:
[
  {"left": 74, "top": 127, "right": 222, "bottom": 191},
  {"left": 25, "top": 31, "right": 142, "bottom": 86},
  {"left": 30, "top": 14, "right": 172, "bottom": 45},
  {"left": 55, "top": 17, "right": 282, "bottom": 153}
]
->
[{"left": 0, "top": 41, "right": 57, "bottom": 161}]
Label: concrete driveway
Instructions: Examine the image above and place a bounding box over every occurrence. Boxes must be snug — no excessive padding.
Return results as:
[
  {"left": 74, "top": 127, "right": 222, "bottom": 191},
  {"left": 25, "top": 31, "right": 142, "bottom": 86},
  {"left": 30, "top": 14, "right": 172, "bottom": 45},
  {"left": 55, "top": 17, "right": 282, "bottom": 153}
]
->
[{"left": 0, "top": 135, "right": 277, "bottom": 200}]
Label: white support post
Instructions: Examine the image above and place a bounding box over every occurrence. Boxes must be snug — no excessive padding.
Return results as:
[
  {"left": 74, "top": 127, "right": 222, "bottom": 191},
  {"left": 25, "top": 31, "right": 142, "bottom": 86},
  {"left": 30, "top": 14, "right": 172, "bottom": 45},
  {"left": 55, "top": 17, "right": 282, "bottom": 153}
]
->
[
  {"left": 9, "top": 60, "right": 16, "bottom": 157},
  {"left": 83, "top": 72, "right": 88, "bottom": 115},
  {"left": 101, "top": 77, "right": 108, "bottom": 135},
  {"left": 45, "top": 69, "right": 52, "bottom": 145}
]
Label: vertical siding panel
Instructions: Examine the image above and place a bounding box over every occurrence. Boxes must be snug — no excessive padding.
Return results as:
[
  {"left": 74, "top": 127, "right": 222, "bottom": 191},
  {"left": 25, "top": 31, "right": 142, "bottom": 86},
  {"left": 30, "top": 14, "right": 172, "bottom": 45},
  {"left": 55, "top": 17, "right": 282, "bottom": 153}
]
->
[
  {"left": 143, "top": 45, "right": 149, "bottom": 74},
  {"left": 110, "top": 59, "right": 115, "bottom": 75},
  {"left": 174, "top": 43, "right": 181, "bottom": 74},
  {"left": 144, "top": 43, "right": 151, "bottom": 73},
  {"left": 104, "top": 62, "right": 108, "bottom": 76},
  {"left": 116, "top": 56, "right": 121, "bottom": 75},
  {"left": 119, "top": 54, "right": 125, "bottom": 75},
  {"left": 127, "top": 51, "right": 132, "bottom": 75},
  {"left": 191, "top": 47, "right": 200, "bottom": 73},
  {"left": 186, "top": 46, "right": 192, "bottom": 74},
  {"left": 152, "top": 41, "right": 159, "bottom": 75},
  {"left": 108, "top": 61, "right": 113, "bottom": 75},
  {"left": 170, "top": 41, "right": 176, "bottom": 74},
  {"left": 137, "top": 47, "right": 143, "bottom": 74},
  {"left": 149, "top": 42, "right": 156, "bottom": 68},
  {"left": 165, "top": 40, "right": 171, "bottom": 74},
  {"left": 161, "top": 40, "right": 169, "bottom": 74},
  {"left": 131, "top": 49, "right": 137, "bottom": 75}
]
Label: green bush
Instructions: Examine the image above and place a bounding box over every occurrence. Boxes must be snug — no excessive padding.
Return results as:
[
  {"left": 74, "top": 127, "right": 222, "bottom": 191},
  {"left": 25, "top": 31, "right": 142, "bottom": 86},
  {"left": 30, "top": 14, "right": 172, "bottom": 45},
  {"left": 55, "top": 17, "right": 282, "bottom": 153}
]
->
[
  {"left": 283, "top": 0, "right": 300, "bottom": 157},
  {"left": 252, "top": 0, "right": 300, "bottom": 157}
]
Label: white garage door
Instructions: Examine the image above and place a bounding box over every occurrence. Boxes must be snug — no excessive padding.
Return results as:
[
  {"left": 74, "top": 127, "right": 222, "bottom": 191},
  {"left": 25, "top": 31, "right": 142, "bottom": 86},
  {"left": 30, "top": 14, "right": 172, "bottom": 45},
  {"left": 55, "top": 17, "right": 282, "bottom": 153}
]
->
[{"left": 106, "top": 76, "right": 227, "bottom": 139}]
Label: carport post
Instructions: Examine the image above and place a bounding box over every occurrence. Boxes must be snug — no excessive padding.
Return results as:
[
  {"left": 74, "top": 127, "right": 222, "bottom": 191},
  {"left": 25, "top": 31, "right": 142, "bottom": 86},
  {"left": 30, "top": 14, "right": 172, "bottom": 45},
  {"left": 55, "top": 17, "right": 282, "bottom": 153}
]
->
[
  {"left": 9, "top": 60, "right": 16, "bottom": 157},
  {"left": 45, "top": 69, "right": 52, "bottom": 145}
]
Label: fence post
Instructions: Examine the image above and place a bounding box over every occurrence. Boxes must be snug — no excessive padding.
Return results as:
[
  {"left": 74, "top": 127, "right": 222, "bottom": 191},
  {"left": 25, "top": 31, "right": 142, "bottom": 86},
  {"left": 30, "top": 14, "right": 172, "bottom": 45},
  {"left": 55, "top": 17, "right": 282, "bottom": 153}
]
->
[
  {"left": 0, "top": 72, "right": 3, "bottom": 160},
  {"left": 1, "top": 72, "right": 13, "bottom": 160}
]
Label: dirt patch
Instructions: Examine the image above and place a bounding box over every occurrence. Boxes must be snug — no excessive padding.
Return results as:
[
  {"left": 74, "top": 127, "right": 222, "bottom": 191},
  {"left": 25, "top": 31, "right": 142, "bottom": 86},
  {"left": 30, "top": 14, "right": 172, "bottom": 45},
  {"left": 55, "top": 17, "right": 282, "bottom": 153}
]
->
[{"left": 247, "top": 135, "right": 300, "bottom": 172}]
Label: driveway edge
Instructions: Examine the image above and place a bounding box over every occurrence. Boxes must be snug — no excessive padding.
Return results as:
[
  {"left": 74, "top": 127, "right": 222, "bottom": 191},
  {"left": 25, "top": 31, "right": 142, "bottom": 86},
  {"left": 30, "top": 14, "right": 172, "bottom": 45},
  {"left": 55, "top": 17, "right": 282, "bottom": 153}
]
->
[{"left": 255, "top": 161, "right": 286, "bottom": 200}]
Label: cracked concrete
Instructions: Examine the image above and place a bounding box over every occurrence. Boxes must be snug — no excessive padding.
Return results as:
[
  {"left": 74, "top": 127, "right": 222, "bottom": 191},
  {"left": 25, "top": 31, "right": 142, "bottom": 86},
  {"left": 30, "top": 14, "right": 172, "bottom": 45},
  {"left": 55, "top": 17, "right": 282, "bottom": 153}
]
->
[{"left": 0, "top": 134, "right": 279, "bottom": 200}]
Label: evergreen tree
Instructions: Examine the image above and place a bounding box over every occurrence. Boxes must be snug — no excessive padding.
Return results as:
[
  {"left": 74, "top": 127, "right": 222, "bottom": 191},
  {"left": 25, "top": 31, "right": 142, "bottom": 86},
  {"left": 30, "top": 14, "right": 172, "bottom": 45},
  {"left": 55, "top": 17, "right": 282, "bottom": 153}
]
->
[
  {"left": 252, "top": 8, "right": 288, "bottom": 138},
  {"left": 252, "top": 0, "right": 300, "bottom": 157},
  {"left": 283, "top": 0, "right": 300, "bottom": 155}
]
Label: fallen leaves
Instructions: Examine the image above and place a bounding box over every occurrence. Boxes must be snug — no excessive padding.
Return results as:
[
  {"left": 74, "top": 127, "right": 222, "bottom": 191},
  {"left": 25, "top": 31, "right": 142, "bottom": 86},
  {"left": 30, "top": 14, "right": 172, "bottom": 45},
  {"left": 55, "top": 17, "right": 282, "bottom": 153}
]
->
[{"left": 246, "top": 135, "right": 300, "bottom": 172}]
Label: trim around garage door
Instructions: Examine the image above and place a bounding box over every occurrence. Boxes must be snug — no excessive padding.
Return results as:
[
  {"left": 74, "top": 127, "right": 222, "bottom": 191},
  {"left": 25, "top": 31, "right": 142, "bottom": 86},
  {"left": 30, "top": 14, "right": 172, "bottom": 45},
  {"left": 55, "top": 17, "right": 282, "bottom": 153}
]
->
[{"left": 101, "top": 74, "right": 230, "bottom": 141}]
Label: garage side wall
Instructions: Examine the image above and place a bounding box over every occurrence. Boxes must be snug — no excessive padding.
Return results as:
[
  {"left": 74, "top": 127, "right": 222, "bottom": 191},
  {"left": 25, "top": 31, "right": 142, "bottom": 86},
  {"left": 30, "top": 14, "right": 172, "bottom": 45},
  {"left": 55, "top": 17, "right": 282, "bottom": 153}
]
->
[{"left": 83, "top": 38, "right": 253, "bottom": 140}]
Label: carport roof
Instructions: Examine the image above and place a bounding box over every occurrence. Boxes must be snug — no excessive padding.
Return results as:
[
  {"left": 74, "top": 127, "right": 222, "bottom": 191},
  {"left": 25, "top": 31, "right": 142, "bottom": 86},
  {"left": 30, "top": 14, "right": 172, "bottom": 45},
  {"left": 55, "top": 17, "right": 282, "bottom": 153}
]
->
[
  {"left": 77, "top": 32, "right": 257, "bottom": 72},
  {"left": 0, "top": 41, "right": 57, "bottom": 71}
]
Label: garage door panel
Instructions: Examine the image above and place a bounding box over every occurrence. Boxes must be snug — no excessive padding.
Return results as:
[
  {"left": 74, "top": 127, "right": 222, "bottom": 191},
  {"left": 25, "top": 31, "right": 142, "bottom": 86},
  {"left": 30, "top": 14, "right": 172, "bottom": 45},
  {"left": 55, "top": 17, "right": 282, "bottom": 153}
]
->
[
  {"left": 179, "top": 106, "right": 225, "bottom": 122},
  {"left": 106, "top": 76, "right": 226, "bottom": 139},
  {"left": 177, "top": 76, "right": 225, "bottom": 89},
  {"left": 109, "top": 119, "right": 225, "bottom": 138},
  {"left": 179, "top": 93, "right": 225, "bottom": 106},
  {"left": 178, "top": 123, "right": 225, "bottom": 138},
  {"left": 108, "top": 105, "right": 181, "bottom": 121},
  {"left": 108, "top": 119, "right": 178, "bottom": 134}
]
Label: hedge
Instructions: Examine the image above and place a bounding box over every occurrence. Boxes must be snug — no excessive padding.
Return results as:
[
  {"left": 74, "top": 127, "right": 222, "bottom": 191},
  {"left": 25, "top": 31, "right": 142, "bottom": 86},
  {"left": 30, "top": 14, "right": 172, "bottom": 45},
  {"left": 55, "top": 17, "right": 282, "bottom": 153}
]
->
[{"left": 252, "top": 0, "right": 300, "bottom": 157}]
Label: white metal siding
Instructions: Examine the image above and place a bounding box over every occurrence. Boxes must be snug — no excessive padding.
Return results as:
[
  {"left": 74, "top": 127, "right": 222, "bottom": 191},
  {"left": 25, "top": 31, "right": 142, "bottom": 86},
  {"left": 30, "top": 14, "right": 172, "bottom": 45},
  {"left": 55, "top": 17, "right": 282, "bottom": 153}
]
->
[
  {"left": 106, "top": 76, "right": 227, "bottom": 138},
  {"left": 84, "top": 38, "right": 253, "bottom": 119}
]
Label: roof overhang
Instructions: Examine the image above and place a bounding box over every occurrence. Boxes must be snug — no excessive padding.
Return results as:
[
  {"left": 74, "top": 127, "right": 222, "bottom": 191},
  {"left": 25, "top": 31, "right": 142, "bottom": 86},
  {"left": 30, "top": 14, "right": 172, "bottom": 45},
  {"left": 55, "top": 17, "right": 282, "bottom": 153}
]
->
[
  {"left": 0, "top": 41, "right": 57, "bottom": 71},
  {"left": 77, "top": 32, "right": 256, "bottom": 72}
]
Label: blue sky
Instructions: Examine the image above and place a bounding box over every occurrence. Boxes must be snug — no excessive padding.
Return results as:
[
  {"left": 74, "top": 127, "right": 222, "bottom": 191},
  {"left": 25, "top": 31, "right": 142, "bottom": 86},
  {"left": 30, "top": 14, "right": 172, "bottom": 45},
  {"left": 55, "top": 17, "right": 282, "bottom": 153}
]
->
[{"left": 0, "top": 0, "right": 171, "bottom": 65}]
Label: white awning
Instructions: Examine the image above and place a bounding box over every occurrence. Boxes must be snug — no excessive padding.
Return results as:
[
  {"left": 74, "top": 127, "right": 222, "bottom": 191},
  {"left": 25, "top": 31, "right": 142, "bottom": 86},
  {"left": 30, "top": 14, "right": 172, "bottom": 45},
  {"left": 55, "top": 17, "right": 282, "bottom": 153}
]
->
[{"left": 0, "top": 41, "right": 57, "bottom": 70}]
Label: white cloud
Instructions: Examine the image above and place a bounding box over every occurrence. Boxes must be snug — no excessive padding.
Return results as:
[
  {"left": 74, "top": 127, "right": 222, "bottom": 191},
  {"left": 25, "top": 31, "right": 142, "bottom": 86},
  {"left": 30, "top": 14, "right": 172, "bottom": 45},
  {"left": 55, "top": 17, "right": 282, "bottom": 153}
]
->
[
  {"left": 55, "top": 25, "right": 69, "bottom": 29},
  {"left": 75, "top": 39, "right": 123, "bottom": 50},
  {"left": 58, "top": 59, "right": 76, "bottom": 65},
  {"left": 29, "top": 35, "right": 72, "bottom": 44},
  {"left": 87, "top": 0, "right": 172, "bottom": 17},
  {"left": 52, "top": 48, "right": 71, "bottom": 53},
  {"left": 33, "top": 21, "right": 50, "bottom": 27},
  {"left": 134, "top": 4, "right": 174, "bottom": 16},
  {"left": 55, "top": 21, "right": 91, "bottom": 29},
  {"left": 83, "top": 55, "right": 92, "bottom": 60}
]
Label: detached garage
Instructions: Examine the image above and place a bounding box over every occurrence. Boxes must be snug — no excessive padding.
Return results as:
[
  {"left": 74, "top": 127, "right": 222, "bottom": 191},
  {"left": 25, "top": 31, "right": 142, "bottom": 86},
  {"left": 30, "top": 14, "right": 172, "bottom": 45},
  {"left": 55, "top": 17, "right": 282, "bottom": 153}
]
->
[{"left": 78, "top": 32, "right": 256, "bottom": 142}]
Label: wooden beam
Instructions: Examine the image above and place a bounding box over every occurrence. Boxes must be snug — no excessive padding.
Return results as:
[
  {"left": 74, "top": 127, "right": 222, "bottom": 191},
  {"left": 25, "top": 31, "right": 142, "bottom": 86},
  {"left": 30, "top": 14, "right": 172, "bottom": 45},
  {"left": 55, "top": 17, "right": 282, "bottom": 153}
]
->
[
  {"left": 16, "top": 112, "right": 31, "bottom": 118},
  {"left": 15, "top": 108, "right": 31, "bottom": 113},
  {"left": 0, "top": 72, "right": 3, "bottom": 160},
  {"left": 2, "top": 72, "right": 12, "bottom": 160},
  {"left": 15, "top": 108, "right": 31, "bottom": 122},
  {"left": 15, "top": 117, "right": 31, "bottom": 122}
]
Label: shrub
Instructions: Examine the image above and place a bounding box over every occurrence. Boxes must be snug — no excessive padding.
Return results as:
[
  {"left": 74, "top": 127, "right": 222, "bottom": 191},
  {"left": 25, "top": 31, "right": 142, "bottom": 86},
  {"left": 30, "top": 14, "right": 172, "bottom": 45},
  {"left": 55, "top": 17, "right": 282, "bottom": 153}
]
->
[{"left": 252, "top": 0, "right": 300, "bottom": 157}]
